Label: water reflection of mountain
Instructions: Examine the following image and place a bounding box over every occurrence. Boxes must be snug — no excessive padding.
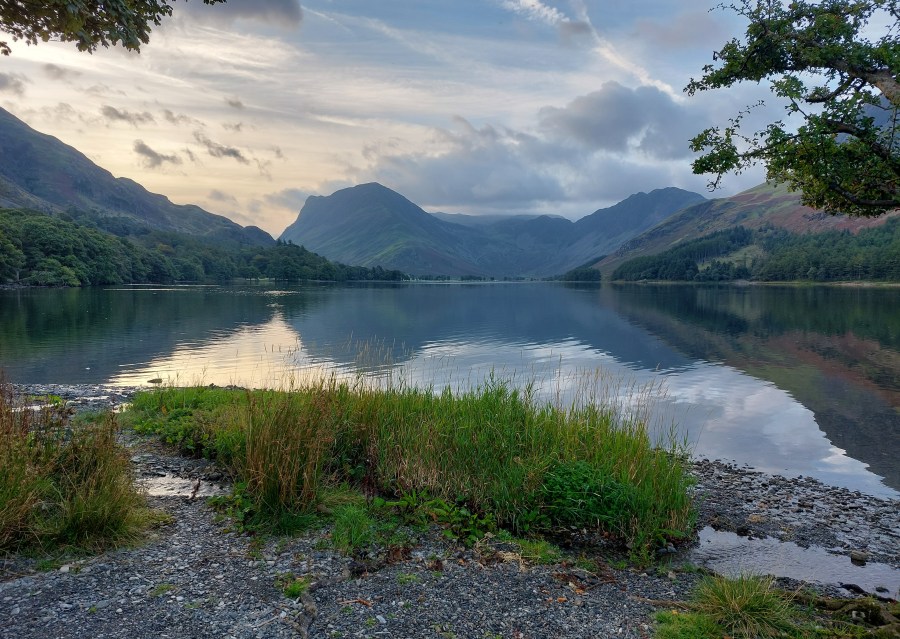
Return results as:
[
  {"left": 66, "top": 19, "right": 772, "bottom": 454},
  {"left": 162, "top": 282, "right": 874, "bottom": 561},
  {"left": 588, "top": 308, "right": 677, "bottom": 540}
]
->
[
  {"left": 604, "top": 284, "right": 900, "bottom": 491},
  {"left": 278, "top": 283, "right": 694, "bottom": 373},
  {"left": 0, "top": 287, "right": 279, "bottom": 384}
]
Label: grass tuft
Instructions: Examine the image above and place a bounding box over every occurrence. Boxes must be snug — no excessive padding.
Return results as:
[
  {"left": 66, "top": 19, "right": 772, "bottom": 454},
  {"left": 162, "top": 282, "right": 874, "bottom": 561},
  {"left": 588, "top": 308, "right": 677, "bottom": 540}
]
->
[
  {"left": 0, "top": 376, "right": 149, "bottom": 553},
  {"left": 691, "top": 574, "right": 795, "bottom": 638},
  {"left": 331, "top": 503, "right": 375, "bottom": 555}
]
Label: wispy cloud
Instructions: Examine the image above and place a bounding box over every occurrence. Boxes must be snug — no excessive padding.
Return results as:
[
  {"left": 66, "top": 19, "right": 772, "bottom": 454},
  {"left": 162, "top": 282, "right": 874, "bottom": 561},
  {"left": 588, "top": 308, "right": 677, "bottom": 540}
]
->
[
  {"left": 265, "top": 187, "right": 310, "bottom": 210},
  {"left": 163, "top": 109, "right": 205, "bottom": 127},
  {"left": 101, "top": 105, "right": 155, "bottom": 127},
  {"left": 43, "top": 63, "right": 81, "bottom": 82},
  {"left": 500, "top": 0, "right": 567, "bottom": 26},
  {"left": 208, "top": 188, "right": 238, "bottom": 205},
  {"left": 0, "top": 72, "right": 27, "bottom": 95},
  {"left": 193, "top": 131, "right": 249, "bottom": 164},
  {"left": 183, "top": 0, "right": 303, "bottom": 27},
  {"left": 133, "top": 140, "right": 182, "bottom": 168}
]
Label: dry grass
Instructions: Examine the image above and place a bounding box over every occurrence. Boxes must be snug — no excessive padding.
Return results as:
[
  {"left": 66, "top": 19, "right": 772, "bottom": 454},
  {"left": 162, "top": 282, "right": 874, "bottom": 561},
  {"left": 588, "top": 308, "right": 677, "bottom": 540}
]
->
[{"left": 0, "top": 377, "right": 149, "bottom": 552}]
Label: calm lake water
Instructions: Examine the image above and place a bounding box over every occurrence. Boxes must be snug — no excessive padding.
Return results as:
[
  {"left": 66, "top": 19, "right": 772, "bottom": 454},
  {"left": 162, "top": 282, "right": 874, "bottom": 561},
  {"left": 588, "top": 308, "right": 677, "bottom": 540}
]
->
[{"left": 1, "top": 282, "right": 898, "bottom": 498}]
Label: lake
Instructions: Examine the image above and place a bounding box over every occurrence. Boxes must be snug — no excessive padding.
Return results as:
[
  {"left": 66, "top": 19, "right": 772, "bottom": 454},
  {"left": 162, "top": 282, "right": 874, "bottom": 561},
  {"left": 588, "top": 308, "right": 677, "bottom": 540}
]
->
[{"left": 1, "top": 282, "right": 897, "bottom": 498}]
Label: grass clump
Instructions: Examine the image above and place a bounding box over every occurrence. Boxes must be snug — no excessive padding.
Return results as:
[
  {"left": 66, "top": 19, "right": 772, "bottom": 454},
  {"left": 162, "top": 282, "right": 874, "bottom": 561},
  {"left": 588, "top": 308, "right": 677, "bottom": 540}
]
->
[
  {"left": 655, "top": 574, "right": 897, "bottom": 639},
  {"left": 126, "top": 373, "right": 695, "bottom": 563},
  {"left": 0, "top": 378, "right": 149, "bottom": 553},
  {"left": 331, "top": 503, "right": 375, "bottom": 554},
  {"left": 691, "top": 574, "right": 794, "bottom": 638},
  {"left": 276, "top": 573, "right": 310, "bottom": 599}
]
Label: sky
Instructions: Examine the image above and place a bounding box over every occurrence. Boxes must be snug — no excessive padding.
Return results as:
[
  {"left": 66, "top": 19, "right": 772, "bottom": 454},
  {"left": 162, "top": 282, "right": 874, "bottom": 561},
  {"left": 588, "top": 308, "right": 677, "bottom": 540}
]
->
[{"left": 0, "top": 0, "right": 777, "bottom": 236}]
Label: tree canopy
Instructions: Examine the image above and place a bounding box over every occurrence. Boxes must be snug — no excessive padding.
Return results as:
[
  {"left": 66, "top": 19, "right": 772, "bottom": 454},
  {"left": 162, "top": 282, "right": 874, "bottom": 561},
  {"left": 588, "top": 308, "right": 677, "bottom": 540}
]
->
[
  {"left": 686, "top": 0, "right": 900, "bottom": 216},
  {"left": 0, "top": 0, "right": 224, "bottom": 56}
]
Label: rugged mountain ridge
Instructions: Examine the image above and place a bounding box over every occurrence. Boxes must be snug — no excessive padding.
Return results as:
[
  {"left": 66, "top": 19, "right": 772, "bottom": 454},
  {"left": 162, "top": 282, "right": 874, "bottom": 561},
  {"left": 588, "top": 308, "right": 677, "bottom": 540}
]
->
[
  {"left": 280, "top": 183, "right": 706, "bottom": 277},
  {"left": 0, "top": 107, "right": 273, "bottom": 247},
  {"left": 595, "top": 183, "right": 896, "bottom": 279}
]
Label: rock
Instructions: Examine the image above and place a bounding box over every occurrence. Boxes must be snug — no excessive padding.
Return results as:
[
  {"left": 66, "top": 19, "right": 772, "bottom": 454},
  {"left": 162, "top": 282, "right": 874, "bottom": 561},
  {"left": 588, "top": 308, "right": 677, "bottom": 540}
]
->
[{"left": 850, "top": 550, "right": 869, "bottom": 565}]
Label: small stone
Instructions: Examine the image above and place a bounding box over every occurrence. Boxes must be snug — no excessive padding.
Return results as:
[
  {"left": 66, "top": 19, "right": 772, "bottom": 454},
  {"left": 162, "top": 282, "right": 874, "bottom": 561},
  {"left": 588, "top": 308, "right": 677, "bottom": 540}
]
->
[
  {"left": 59, "top": 565, "right": 70, "bottom": 573},
  {"left": 376, "top": 615, "right": 387, "bottom": 624},
  {"left": 849, "top": 550, "right": 868, "bottom": 565}
]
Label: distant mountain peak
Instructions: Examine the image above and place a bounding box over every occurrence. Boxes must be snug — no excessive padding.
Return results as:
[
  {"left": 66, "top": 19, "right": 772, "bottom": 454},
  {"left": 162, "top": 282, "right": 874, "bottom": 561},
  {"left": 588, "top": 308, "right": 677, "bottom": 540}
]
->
[{"left": 280, "top": 182, "right": 705, "bottom": 277}]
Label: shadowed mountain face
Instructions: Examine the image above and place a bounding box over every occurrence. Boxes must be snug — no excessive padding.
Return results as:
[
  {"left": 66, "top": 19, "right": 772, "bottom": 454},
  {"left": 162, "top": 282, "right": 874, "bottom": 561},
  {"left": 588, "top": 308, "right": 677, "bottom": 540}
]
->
[
  {"left": 596, "top": 183, "right": 896, "bottom": 278},
  {"left": 0, "top": 108, "right": 273, "bottom": 247},
  {"left": 279, "top": 183, "right": 706, "bottom": 277}
]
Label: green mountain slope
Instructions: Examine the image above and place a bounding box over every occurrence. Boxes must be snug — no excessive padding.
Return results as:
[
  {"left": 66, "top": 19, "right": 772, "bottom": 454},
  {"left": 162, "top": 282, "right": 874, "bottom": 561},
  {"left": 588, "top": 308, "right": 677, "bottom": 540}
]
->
[
  {"left": 280, "top": 183, "right": 705, "bottom": 277},
  {"left": 0, "top": 107, "right": 273, "bottom": 247},
  {"left": 596, "top": 183, "right": 896, "bottom": 279}
]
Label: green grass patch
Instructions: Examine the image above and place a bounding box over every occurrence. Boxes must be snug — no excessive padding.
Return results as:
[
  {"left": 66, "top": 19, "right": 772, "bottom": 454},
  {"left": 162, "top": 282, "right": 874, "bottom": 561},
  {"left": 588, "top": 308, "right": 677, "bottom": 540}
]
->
[
  {"left": 331, "top": 503, "right": 375, "bottom": 554},
  {"left": 0, "top": 378, "right": 151, "bottom": 553},
  {"left": 276, "top": 573, "right": 310, "bottom": 599},
  {"left": 692, "top": 574, "right": 794, "bottom": 638},
  {"left": 149, "top": 583, "right": 176, "bottom": 597},
  {"left": 654, "top": 574, "right": 893, "bottom": 639},
  {"left": 125, "top": 374, "right": 695, "bottom": 563}
]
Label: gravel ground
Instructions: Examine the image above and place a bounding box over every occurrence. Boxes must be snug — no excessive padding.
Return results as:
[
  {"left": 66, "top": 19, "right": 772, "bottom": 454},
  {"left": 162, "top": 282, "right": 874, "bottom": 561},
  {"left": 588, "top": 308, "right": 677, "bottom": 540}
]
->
[{"left": 1, "top": 384, "right": 898, "bottom": 639}]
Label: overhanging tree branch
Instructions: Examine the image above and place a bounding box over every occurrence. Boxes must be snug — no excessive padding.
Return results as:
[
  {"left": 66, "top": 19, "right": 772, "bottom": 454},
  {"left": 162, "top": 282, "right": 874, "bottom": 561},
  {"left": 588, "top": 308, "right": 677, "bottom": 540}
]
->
[{"left": 687, "top": 0, "right": 900, "bottom": 217}]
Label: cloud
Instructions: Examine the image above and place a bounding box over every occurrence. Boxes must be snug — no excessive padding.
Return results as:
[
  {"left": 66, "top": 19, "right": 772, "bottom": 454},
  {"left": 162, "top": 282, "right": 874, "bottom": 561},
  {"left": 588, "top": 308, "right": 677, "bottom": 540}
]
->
[
  {"left": 352, "top": 117, "right": 565, "bottom": 210},
  {"left": 341, "top": 78, "right": 718, "bottom": 215},
  {"left": 538, "top": 81, "right": 704, "bottom": 159},
  {"left": 223, "top": 121, "right": 244, "bottom": 132},
  {"left": 133, "top": 140, "right": 182, "bottom": 168},
  {"left": 84, "top": 84, "right": 127, "bottom": 97},
  {"left": 43, "top": 64, "right": 81, "bottom": 81},
  {"left": 631, "top": 11, "right": 729, "bottom": 50},
  {"left": 101, "top": 105, "right": 156, "bottom": 127},
  {"left": 163, "top": 109, "right": 204, "bottom": 127},
  {"left": 48, "top": 103, "right": 81, "bottom": 122},
  {"left": 500, "top": 0, "right": 567, "bottom": 27},
  {"left": 225, "top": 98, "right": 244, "bottom": 109},
  {"left": 254, "top": 158, "right": 272, "bottom": 178},
  {"left": 183, "top": 0, "right": 302, "bottom": 27},
  {"left": 0, "top": 72, "right": 27, "bottom": 95},
  {"left": 272, "top": 146, "right": 285, "bottom": 160},
  {"left": 558, "top": 20, "right": 592, "bottom": 41},
  {"left": 193, "top": 131, "right": 249, "bottom": 164},
  {"left": 208, "top": 189, "right": 238, "bottom": 206},
  {"left": 265, "top": 188, "right": 311, "bottom": 210}
]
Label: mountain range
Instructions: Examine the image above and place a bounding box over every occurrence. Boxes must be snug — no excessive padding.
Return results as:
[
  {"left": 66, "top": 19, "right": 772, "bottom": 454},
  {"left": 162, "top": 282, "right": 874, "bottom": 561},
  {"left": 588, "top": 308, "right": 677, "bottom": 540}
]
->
[
  {"left": 0, "top": 107, "right": 273, "bottom": 247},
  {"left": 2, "top": 105, "right": 894, "bottom": 279},
  {"left": 280, "top": 183, "right": 706, "bottom": 277}
]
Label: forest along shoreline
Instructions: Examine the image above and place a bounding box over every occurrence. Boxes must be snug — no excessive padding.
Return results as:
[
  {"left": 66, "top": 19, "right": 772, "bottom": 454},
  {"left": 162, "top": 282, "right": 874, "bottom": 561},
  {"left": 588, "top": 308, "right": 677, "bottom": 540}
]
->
[{"left": 1, "top": 383, "right": 898, "bottom": 639}]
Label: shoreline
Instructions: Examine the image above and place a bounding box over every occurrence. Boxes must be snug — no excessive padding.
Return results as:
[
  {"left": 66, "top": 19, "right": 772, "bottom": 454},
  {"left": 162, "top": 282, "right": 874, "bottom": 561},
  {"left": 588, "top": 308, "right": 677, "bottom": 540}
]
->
[
  {"left": 2, "top": 383, "right": 898, "bottom": 638},
  {"left": 9, "top": 382, "right": 899, "bottom": 567}
]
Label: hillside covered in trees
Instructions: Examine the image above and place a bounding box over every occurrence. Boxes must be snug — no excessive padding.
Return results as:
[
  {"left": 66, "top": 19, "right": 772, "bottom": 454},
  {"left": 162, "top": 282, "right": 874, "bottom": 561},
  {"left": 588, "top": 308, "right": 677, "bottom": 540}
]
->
[
  {"left": 612, "top": 220, "right": 900, "bottom": 282},
  {"left": 0, "top": 208, "right": 406, "bottom": 286}
]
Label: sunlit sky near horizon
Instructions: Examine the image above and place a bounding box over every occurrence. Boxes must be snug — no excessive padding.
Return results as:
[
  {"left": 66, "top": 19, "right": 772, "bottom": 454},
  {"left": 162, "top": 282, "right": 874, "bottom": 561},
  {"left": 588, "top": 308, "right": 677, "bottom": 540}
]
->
[{"left": 0, "top": 0, "right": 778, "bottom": 236}]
